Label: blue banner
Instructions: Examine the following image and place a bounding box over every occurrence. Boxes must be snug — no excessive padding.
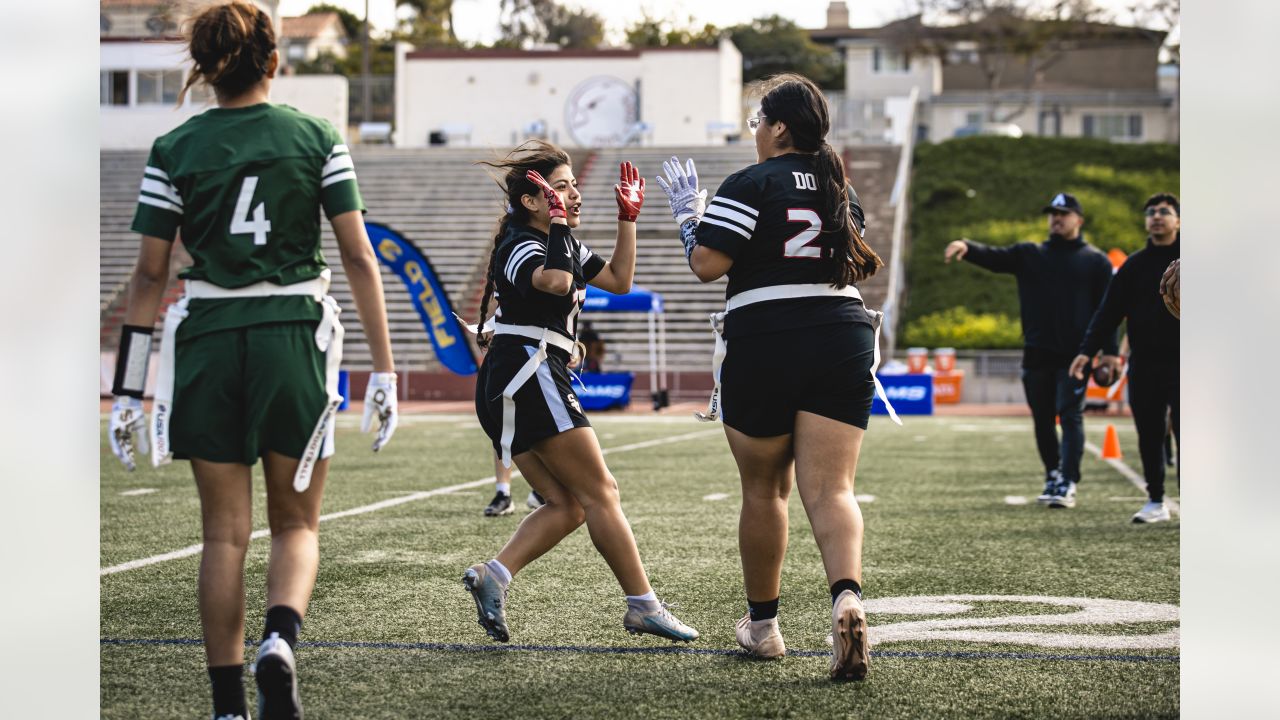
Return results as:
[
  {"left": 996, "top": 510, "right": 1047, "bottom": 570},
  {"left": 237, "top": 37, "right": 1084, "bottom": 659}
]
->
[
  {"left": 365, "top": 222, "right": 477, "bottom": 376},
  {"left": 872, "top": 374, "right": 934, "bottom": 416},
  {"left": 576, "top": 372, "right": 634, "bottom": 410}
]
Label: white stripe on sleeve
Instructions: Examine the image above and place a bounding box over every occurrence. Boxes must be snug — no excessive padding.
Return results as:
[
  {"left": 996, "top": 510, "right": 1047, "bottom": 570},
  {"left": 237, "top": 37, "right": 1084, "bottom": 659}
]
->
[
  {"left": 322, "top": 154, "right": 355, "bottom": 178},
  {"left": 704, "top": 204, "right": 756, "bottom": 230},
  {"left": 137, "top": 194, "right": 182, "bottom": 214},
  {"left": 321, "top": 170, "right": 357, "bottom": 188},
  {"left": 710, "top": 196, "right": 758, "bottom": 217},
  {"left": 577, "top": 243, "right": 594, "bottom": 264},
  {"left": 143, "top": 165, "right": 170, "bottom": 181},
  {"left": 504, "top": 242, "right": 544, "bottom": 283},
  {"left": 699, "top": 215, "right": 752, "bottom": 240},
  {"left": 140, "top": 178, "right": 182, "bottom": 207},
  {"left": 328, "top": 144, "right": 350, "bottom": 158}
]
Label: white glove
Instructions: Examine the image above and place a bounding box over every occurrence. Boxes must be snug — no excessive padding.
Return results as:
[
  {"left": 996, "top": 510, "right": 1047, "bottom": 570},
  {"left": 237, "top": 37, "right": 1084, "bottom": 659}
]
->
[
  {"left": 656, "top": 156, "right": 707, "bottom": 226},
  {"left": 362, "top": 372, "right": 398, "bottom": 452},
  {"left": 109, "top": 396, "right": 149, "bottom": 471}
]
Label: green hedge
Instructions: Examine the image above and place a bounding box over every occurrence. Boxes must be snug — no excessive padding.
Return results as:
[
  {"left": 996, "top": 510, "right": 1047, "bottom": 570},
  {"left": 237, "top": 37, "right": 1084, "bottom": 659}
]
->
[
  {"left": 903, "top": 137, "right": 1179, "bottom": 336},
  {"left": 902, "top": 307, "right": 1023, "bottom": 349}
]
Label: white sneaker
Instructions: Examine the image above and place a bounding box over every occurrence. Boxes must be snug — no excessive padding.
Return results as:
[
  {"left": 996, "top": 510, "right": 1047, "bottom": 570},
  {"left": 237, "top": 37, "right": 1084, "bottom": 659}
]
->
[
  {"left": 1132, "top": 501, "right": 1171, "bottom": 524},
  {"left": 526, "top": 490, "right": 545, "bottom": 510},
  {"left": 253, "top": 632, "right": 302, "bottom": 719},
  {"left": 734, "top": 614, "right": 785, "bottom": 659},
  {"left": 830, "top": 590, "right": 870, "bottom": 681},
  {"left": 1048, "top": 481, "right": 1077, "bottom": 509}
]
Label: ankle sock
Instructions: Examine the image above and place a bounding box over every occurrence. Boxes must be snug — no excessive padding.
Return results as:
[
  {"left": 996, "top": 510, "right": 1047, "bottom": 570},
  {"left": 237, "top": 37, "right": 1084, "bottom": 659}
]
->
[
  {"left": 263, "top": 605, "right": 302, "bottom": 650},
  {"left": 208, "top": 664, "right": 246, "bottom": 717},
  {"left": 748, "top": 597, "right": 779, "bottom": 622},
  {"left": 486, "top": 559, "right": 512, "bottom": 586},
  {"left": 625, "top": 590, "right": 657, "bottom": 609},
  {"left": 830, "top": 579, "right": 863, "bottom": 604},
  {"left": 495, "top": 482, "right": 511, "bottom": 495}
]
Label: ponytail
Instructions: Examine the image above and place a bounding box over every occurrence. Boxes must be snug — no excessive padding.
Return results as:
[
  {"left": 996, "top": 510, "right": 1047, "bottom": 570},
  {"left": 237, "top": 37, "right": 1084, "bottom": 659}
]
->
[
  {"left": 475, "top": 215, "right": 510, "bottom": 351},
  {"left": 180, "top": 1, "right": 276, "bottom": 104}
]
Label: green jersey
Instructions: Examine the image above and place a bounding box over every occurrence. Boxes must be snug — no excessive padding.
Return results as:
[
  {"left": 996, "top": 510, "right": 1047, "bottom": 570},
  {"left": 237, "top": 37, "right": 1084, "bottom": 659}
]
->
[{"left": 131, "top": 102, "right": 365, "bottom": 338}]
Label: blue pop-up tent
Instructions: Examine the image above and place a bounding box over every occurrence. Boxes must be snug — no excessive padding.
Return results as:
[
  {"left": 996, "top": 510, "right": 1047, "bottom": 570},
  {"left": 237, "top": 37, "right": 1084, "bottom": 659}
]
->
[{"left": 582, "top": 285, "right": 669, "bottom": 409}]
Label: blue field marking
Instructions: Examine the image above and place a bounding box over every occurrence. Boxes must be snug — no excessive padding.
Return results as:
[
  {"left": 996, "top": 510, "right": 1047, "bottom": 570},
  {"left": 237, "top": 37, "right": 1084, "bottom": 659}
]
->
[{"left": 100, "top": 637, "right": 1179, "bottom": 664}]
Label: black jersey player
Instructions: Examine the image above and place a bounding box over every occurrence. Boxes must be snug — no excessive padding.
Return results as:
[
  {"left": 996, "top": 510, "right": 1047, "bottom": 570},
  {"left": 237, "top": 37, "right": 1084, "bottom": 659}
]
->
[
  {"left": 657, "top": 74, "right": 887, "bottom": 680},
  {"left": 460, "top": 141, "right": 698, "bottom": 645}
]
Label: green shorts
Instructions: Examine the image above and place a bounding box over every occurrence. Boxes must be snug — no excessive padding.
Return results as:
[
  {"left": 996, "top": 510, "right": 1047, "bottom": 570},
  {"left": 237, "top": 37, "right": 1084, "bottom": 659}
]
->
[{"left": 171, "top": 321, "right": 330, "bottom": 465}]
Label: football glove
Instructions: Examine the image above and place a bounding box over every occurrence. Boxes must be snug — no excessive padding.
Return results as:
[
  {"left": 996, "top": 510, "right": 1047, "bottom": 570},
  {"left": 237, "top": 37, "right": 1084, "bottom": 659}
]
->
[
  {"left": 109, "top": 396, "right": 149, "bottom": 471},
  {"left": 526, "top": 169, "right": 568, "bottom": 219},
  {"left": 614, "top": 161, "right": 645, "bottom": 222},
  {"left": 362, "top": 372, "right": 399, "bottom": 452},
  {"left": 656, "top": 156, "right": 706, "bottom": 226}
]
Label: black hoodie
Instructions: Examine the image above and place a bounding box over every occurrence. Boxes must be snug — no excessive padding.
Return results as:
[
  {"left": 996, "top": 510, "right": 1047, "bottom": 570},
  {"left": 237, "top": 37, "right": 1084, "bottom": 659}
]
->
[
  {"left": 964, "top": 234, "right": 1118, "bottom": 368},
  {"left": 1079, "top": 238, "right": 1180, "bottom": 370}
]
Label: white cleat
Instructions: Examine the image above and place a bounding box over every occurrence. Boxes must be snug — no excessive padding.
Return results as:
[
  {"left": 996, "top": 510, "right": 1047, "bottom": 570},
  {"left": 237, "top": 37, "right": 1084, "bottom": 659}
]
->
[
  {"left": 735, "top": 614, "right": 785, "bottom": 659},
  {"left": 253, "top": 632, "right": 302, "bottom": 719},
  {"left": 1131, "top": 500, "right": 1171, "bottom": 524},
  {"left": 830, "top": 590, "right": 870, "bottom": 681}
]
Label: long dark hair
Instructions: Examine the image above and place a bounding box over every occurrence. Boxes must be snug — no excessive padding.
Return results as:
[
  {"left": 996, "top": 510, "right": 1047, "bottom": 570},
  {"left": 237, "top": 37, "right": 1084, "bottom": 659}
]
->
[
  {"left": 758, "top": 73, "right": 882, "bottom": 286},
  {"left": 179, "top": 1, "right": 276, "bottom": 104},
  {"left": 472, "top": 140, "right": 573, "bottom": 349}
]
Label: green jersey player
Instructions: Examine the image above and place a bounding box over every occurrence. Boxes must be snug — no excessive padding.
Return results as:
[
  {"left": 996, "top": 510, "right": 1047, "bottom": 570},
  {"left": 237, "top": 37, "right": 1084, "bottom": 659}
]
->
[{"left": 105, "top": 3, "right": 397, "bottom": 718}]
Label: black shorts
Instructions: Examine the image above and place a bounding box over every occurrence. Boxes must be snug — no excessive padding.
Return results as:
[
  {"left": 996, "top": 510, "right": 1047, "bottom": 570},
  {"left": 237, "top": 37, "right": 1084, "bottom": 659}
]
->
[
  {"left": 720, "top": 322, "right": 877, "bottom": 437},
  {"left": 476, "top": 338, "right": 591, "bottom": 457}
]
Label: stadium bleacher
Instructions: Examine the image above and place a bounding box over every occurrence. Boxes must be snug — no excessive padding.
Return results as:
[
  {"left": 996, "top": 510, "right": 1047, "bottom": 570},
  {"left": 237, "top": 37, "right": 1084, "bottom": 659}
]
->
[{"left": 100, "top": 142, "right": 904, "bottom": 395}]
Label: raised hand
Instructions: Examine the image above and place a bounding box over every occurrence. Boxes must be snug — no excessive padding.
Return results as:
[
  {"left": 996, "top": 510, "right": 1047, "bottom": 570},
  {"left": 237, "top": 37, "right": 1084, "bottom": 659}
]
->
[
  {"left": 526, "top": 169, "right": 567, "bottom": 219},
  {"left": 655, "top": 155, "right": 706, "bottom": 225},
  {"left": 615, "top": 161, "right": 644, "bottom": 222}
]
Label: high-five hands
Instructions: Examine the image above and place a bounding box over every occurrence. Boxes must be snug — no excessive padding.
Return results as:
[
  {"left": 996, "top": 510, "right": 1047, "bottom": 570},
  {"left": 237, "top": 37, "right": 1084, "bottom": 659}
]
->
[
  {"left": 614, "top": 161, "right": 644, "bottom": 222},
  {"left": 526, "top": 170, "right": 568, "bottom": 220},
  {"left": 656, "top": 156, "right": 706, "bottom": 225}
]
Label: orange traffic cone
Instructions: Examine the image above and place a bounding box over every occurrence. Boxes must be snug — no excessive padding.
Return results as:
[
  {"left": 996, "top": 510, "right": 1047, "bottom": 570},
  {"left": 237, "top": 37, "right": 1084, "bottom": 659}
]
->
[{"left": 1101, "top": 424, "right": 1122, "bottom": 460}]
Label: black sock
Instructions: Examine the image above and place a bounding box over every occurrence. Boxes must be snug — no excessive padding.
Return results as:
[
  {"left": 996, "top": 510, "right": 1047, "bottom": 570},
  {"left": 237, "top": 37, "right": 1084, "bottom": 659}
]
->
[
  {"left": 208, "top": 664, "right": 246, "bottom": 717},
  {"left": 830, "top": 579, "right": 862, "bottom": 604},
  {"left": 747, "top": 597, "right": 779, "bottom": 622},
  {"left": 263, "top": 605, "right": 303, "bottom": 650}
]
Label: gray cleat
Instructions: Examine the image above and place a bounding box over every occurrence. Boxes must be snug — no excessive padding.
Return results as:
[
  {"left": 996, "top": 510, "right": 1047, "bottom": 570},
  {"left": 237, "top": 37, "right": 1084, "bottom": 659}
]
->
[
  {"left": 463, "top": 563, "right": 510, "bottom": 642},
  {"left": 623, "top": 599, "right": 699, "bottom": 643}
]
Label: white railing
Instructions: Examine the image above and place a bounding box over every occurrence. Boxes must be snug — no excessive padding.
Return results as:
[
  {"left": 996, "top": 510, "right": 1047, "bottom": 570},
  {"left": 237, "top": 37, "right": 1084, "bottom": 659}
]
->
[{"left": 881, "top": 85, "right": 920, "bottom": 359}]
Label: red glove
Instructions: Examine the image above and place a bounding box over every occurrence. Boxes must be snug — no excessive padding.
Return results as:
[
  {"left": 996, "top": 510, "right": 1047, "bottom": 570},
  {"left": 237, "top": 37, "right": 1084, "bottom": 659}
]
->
[
  {"left": 526, "top": 169, "right": 567, "bottom": 219},
  {"left": 614, "top": 161, "right": 644, "bottom": 222}
]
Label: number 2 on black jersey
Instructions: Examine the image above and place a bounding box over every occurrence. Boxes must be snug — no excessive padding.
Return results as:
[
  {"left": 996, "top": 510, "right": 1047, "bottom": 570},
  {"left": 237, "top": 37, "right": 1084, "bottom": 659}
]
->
[{"left": 783, "top": 208, "right": 823, "bottom": 259}]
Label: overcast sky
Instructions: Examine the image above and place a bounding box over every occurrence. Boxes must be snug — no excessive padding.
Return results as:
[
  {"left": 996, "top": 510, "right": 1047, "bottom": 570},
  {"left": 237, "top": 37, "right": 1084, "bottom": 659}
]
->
[{"left": 276, "top": 0, "right": 1175, "bottom": 44}]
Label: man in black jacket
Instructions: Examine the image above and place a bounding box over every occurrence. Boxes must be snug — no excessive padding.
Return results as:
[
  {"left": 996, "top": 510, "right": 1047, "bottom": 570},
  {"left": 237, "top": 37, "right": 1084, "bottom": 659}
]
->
[
  {"left": 945, "top": 192, "right": 1117, "bottom": 508},
  {"left": 1071, "top": 193, "right": 1180, "bottom": 524}
]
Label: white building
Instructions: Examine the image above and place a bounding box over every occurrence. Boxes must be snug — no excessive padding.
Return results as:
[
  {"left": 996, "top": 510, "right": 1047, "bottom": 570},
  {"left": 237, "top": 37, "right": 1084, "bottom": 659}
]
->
[
  {"left": 100, "top": 1, "right": 348, "bottom": 149},
  {"left": 393, "top": 37, "right": 744, "bottom": 148},
  {"left": 280, "top": 12, "right": 349, "bottom": 65}
]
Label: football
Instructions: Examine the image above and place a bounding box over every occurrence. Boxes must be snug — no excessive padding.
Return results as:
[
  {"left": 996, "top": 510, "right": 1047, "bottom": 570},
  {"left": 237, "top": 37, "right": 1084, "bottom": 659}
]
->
[{"left": 1093, "top": 363, "right": 1118, "bottom": 387}]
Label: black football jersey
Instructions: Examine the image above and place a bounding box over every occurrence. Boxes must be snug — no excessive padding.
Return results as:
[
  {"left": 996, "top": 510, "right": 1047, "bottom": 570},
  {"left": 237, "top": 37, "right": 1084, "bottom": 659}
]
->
[
  {"left": 695, "top": 152, "right": 873, "bottom": 338},
  {"left": 491, "top": 222, "right": 605, "bottom": 341}
]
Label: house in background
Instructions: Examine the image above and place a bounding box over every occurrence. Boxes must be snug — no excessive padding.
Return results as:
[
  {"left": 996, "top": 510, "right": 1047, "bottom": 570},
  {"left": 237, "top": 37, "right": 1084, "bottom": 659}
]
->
[
  {"left": 280, "top": 12, "right": 350, "bottom": 66},
  {"left": 811, "top": 1, "right": 1178, "bottom": 144}
]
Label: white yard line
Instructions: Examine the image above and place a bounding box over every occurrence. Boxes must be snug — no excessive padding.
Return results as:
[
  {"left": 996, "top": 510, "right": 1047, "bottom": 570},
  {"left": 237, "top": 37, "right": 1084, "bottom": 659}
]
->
[
  {"left": 119, "top": 488, "right": 158, "bottom": 497},
  {"left": 101, "top": 428, "right": 721, "bottom": 577},
  {"left": 1084, "top": 441, "right": 1180, "bottom": 515}
]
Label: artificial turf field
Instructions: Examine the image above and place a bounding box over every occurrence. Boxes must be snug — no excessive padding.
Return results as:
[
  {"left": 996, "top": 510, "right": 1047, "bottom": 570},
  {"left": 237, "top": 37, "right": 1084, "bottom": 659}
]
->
[{"left": 101, "top": 412, "right": 1179, "bottom": 719}]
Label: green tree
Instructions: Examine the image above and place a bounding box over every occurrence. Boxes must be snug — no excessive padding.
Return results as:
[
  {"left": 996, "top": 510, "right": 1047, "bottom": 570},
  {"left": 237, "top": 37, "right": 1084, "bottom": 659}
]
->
[
  {"left": 625, "top": 12, "right": 719, "bottom": 48},
  {"left": 303, "top": 3, "right": 362, "bottom": 41},
  {"left": 496, "top": 0, "right": 604, "bottom": 49},
  {"left": 724, "top": 15, "right": 842, "bottom": 88},
  {"left": 396, "top": 0, "right": 460, "bottom": 48}
]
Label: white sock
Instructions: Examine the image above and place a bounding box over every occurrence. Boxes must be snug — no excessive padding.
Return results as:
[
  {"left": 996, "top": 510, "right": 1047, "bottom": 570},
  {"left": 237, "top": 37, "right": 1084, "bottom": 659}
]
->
[
  {"left": 495, "top": 482, "right": 511, "bottom": 495},
  {"left": 626, "top": 590, "right": 657, "bottom": 606},
  {"left": 485, "top": 559, "right": 512, "bottom": 586}
]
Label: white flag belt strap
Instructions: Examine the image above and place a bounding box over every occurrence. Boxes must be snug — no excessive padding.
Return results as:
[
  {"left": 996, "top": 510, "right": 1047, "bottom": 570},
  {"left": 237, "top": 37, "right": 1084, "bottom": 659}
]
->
[
  {"left": 725, "top": 283, "right": 862, "bottom": 313},
  {"left": 184, "top": 269, "right": 330, "bottom": 301},
  {"left": 492, "top": 322, "right": 577, "bottom": 354},
  {"left": 149, "top": 287, "right": 346, "bottom": 489},
  {"left": 487, "top": 323, "right": 576, "bottom": 468},
  {"left": 696, "top": 283, "right": 900, "bottom": 426}
]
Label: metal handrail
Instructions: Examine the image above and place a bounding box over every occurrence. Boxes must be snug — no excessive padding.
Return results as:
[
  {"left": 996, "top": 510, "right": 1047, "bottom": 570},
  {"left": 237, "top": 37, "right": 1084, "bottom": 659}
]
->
[{"left": 881, "top": 85, "right": 920, "bottom": 359}]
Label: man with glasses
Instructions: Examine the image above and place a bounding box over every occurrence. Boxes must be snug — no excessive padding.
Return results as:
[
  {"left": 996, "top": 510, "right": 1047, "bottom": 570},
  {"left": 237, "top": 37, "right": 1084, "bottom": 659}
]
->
[
  {"left": 1071, "top": 193, "right": 1181, "bottom": 523},
  {"left": 945, "top": 193, "right": 1117, "bottom": 509}
]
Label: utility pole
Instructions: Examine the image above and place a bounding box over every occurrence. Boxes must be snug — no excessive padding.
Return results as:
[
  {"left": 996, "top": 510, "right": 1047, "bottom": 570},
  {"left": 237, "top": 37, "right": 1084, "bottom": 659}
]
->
[{"left": 362, "top": 0, "right": 371, "bottom": 124}]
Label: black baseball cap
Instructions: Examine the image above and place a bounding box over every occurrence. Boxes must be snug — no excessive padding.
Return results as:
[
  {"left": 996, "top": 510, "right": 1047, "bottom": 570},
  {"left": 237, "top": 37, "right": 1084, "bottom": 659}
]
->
[{"left": 1042, "top": 192, "right": 1083, "bottom": 215}]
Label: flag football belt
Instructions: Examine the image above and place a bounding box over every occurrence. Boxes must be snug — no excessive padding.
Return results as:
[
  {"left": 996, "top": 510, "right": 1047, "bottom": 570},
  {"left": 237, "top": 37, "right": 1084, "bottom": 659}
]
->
[
  {"left": 697, "top": 283, "right": 901, "bottom": 426},
  {"left": 489, "top": 322, "right": 578, "bottom": 468},
  {"left": 152, "top": 269, "right": 343, "bottom": 492}
]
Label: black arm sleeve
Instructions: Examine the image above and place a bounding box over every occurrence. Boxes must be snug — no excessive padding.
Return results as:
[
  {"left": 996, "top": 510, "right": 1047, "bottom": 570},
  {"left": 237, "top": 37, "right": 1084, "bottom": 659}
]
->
[
  {"left": 1080, "top": 269, "right": 1128, "bottom": 357},
  {"left": 542, "top": 223, "right": 575, "bottom": 273},
  {"left": 1093, "top": 257, "right": 1120, "bottom": 356},
  {"left": 963, "top": 241, "right": 1022, "bottom": 274}
]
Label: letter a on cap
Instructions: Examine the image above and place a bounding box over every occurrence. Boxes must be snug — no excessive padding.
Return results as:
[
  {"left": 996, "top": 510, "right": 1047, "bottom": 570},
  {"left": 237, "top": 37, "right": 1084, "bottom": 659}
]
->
[{"left": 1053, "top": 193, "right": 1066, "bottom": 206}]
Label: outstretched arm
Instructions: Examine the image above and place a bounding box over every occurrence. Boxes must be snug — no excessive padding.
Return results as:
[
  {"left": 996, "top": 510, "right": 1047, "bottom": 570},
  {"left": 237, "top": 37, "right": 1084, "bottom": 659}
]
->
[{"left": 589, "top": 162, "right": 641, "bottom": 294}]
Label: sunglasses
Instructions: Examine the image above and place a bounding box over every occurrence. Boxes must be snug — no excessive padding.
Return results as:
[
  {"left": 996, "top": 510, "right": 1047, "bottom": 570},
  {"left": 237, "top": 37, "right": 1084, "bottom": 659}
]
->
[
  {"left": 1144, "top": 207, "right": 1176, "bottom": 217},
  {"left": 747, "top": 115, "right": 766, "bottom": 134}
]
